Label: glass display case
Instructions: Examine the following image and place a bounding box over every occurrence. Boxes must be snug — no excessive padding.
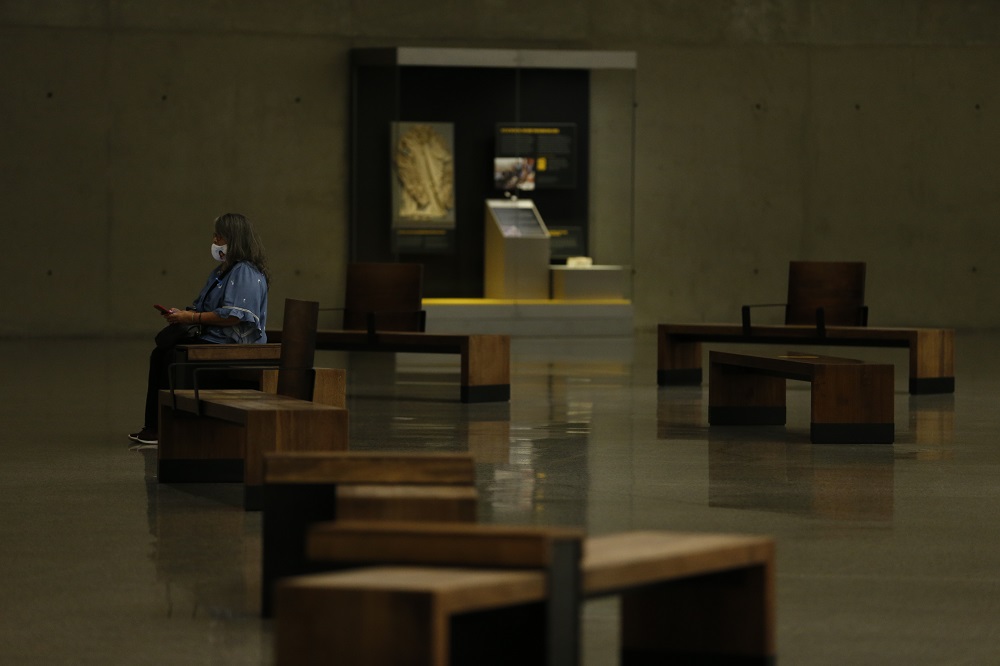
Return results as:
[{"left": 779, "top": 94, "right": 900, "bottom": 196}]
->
[{"left": 349, "top": 47, "right": 636, "bottom": 333}]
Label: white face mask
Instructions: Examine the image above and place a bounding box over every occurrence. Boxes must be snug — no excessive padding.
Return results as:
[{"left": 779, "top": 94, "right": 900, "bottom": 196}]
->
[{"left": 211, "top": 243, "right": 227, "bottom": 262}]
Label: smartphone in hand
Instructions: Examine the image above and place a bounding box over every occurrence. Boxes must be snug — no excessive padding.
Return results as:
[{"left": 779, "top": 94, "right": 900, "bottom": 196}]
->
[{"left": 154, "top": 304, "right": 171, "bottom": 315}]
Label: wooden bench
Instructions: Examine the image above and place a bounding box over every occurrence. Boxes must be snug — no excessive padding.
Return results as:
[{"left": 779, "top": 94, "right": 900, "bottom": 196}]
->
[
  {"left": 170, "top": 342, "right": 283, "bottom": 389},
  {"left": 292, "top": 521, "right": 586, "bottom": 665},
  {"left": 658, "top": 322, "right": 955, "bottom": 394},
  {"left": 159, "top": 298, "right": 352, "bottom": 512},
  {"left": 157, "top": 370, "right": 349, "bottom": 511},
  {"left": 260, "top": 451, "right": 478, "bottom": 617},
  {"left": 178, "top": 332, "right": 512, "bottom": 404},
  {"left": 268, "top": 329, "right": 511, "bottom": 403},
  {"left": 708, "top": 350, "right": 894, "bottom": 444},
  {"left": 275, "top": 523, "right": 776, "bottom": 665}
]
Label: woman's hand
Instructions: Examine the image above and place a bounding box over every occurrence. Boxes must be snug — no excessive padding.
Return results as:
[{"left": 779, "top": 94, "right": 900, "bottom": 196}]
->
[{"left": 165, "top": 309, "right": 198, "bottom": 325}]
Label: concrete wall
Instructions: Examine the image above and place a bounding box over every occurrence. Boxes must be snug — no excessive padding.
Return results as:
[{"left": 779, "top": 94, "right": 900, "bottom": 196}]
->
[{"left": 2, "top": 1, "right": 998, "bottom": 336}]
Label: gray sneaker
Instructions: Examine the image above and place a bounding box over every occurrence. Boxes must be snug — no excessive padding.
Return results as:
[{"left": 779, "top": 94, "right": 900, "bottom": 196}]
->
[{"left": 128, "top": 428, "right": 158, "bottom": 445}]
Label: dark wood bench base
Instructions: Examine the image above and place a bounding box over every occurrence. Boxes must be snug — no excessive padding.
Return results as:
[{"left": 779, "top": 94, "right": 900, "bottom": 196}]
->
[
  {"left": 462, "top": 384, "right": 510, "bottom": 403},
  {"left": 658, "top": 368, "right": 704, "bottom": 386},
  {"left": 909, "top": 376, "right": 955, "bottom": 394},
  {"left": 708, "top": 351, "right": 894, "bottom": 444},
  {"left": 158, "top": 458, "right": 244, "bottom": 484}
]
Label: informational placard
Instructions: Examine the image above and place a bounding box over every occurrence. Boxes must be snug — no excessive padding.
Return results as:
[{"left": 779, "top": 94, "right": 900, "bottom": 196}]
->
[
  {"left": 393, "top": 228, "right": 454, "bottom": 254},
  {"left": 495, "top": 123, "right": 576, "bottom": 190},
  {"left": 491, "top": 204, "right": 548, "bottom": 238},
  {"left": 547, "top": 227, "right": 586, "bottom": 259}
]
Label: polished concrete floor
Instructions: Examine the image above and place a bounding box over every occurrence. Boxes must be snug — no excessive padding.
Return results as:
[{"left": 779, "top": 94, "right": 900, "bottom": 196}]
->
[{"left": 2, "top": 331, "right": 998, "bottom": 664}]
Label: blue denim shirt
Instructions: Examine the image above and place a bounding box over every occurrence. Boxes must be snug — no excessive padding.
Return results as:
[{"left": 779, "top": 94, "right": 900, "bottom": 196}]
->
[{"left": 191, "top": 262, "right": 268, "bottom": 344}]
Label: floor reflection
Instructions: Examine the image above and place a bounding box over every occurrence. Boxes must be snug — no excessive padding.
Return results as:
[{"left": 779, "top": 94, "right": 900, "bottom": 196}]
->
[
  {"left": 479, "top": 371, "right": 603, "bottom": 527},
  {"left": 903, "top": 395, "right": 955, "bottom": 460},
  {"left": 707, "top": 439, "right": 895, "bottom": 522},
  {"left": 657, "top": 388, "right": 896, "bottom": 522},
  {"left": 140, "top": 450, "right": 261, "bottom": 619}
]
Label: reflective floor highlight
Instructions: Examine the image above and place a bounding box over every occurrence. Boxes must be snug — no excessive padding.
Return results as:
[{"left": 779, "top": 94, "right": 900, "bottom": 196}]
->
[{"left": 1, "top": 331, "right": 998, "bottom": 664}]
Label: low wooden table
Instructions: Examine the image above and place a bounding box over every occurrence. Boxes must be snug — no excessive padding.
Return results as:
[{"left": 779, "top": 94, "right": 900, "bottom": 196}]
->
[
  {"left": 658, "top": 323, "right": 954, "bottom": 394},
  {"left": 708, "top": 351, "right": 894, "bottom": 443}
]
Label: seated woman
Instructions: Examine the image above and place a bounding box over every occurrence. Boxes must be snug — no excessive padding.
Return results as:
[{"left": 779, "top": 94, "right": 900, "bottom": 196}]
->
[{"left": 129, "top": 212, "right": 270, "bottom": 446}]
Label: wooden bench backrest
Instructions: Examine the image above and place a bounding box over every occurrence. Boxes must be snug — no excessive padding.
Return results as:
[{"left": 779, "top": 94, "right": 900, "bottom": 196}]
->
[
  {"left": 785, "top": 261, "right": 867, "bottom": 326},
  {"left": 343, "top": 262, "right": 425, "bottom": 332},
  {"left": 276, "top": 298, "right": 319, "bottom": 401}
]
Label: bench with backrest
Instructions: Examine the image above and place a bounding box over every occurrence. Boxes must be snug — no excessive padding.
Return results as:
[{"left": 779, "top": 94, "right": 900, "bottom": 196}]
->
[
  {"left": 278, "top": 262, "right": 509, "bottom": 403},
  {"left": 283, "top": 328, "right": 511, "bottom": 403},
  {"left": 274, "top": 521, "right": 776, "bottom": 665},
  {"left": 179, "top": 263, "right": 511, "bottom": 403},
  {"left": 708, "top": 350, "right": 895, "bottom": 443},
  {"left": 177, "top": 332, "right": 511, "bottom": 404},
  {"left": 260, "top": 450, "right": 479, "bottom": 617},
  {"left": 158, "top": 299, "right": 349, "bottom": 511},
  {"left": 659, "top": 261, "right": 955, "bottom": 394}
]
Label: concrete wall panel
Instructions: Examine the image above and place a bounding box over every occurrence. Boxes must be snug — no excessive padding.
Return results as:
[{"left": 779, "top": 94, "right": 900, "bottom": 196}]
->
[
  {"left": 633, "top": 46, "right": 809, "bottom": 326},
  {"left": 805, "top": 47, "right": 1000, "bottom": 326},
  {"left": 0, "top": 30, "right": 111, "bottom": 336},
  {"left": 2, "top": 0, "right": 1000, "bottom": 336}
]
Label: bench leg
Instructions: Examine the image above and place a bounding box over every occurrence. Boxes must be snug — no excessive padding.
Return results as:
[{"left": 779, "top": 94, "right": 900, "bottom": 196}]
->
[
  {"left": 619, "top": 564, "right": 776, "bottom": 665},
  {"left": 157, "top": 403, "right": 245, "bottom": 483},
  {"left": 461, "top": 335, "right": 510, "bottom": 403},
  {"left": 275, "top": 581, "right": 446, "bottom": 665},
  {"left": 243, "top": 410, "right": 349, "bottom": 511},
  {"left": 708, "top": 364, "right": 786, "bottom": 426},
  {"left": 811, "top": 364, "right": 894, "bottom": 444},
  {"left": 657, "top": 328, "right": 703, "bottom": 386},
  {"left": 909, "top": 329, "right": 955, "bottom": 394},
  {"left": 261, "top": 482, "right": 340, "bottom": 618}
]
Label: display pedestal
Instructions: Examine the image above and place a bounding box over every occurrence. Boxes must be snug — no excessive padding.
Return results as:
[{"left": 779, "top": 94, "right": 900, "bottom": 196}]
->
[
  {"left": 550, "top": 265, "right": 628, "bottom": 300},
  {"left": 484, "top": 199, "right": 551, "bottom": 299}
]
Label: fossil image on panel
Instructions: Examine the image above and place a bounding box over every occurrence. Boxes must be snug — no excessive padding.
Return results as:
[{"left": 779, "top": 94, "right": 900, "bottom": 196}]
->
[{"left": 392, "top": 122, "right": 455, "bottom": 225}]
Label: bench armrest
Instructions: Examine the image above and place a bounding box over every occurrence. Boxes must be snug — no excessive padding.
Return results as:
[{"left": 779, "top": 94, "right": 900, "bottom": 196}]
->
[
  {"left": 742, "top": 303, "right": 868, "bottom": 335},
  {"left": 167, "top": 361, "right": 280, "bottom": 412},
  {"left": 740, "top": 303, "right": 785, "bottom": 334}
]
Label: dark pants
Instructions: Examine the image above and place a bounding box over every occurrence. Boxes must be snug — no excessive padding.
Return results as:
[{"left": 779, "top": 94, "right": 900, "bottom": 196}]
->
[{"left": 143, "top": 338, "right": 203, "bottom": 430}]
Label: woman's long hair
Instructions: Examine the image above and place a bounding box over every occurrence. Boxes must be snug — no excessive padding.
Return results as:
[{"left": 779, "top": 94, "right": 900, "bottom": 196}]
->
[{"left": 214, "top": 213, "right": 270, "bottom": 284}]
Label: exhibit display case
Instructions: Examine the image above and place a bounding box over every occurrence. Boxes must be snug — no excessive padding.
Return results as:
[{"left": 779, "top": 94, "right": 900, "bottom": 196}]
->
[{"left": 348, "top": 47, "right": 636, "bottom": 333}]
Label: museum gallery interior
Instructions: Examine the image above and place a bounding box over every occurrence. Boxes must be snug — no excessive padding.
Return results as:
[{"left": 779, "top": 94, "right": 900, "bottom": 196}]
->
[{"left": 3, "top": 3, "right": 1000, "bottom": 665}]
